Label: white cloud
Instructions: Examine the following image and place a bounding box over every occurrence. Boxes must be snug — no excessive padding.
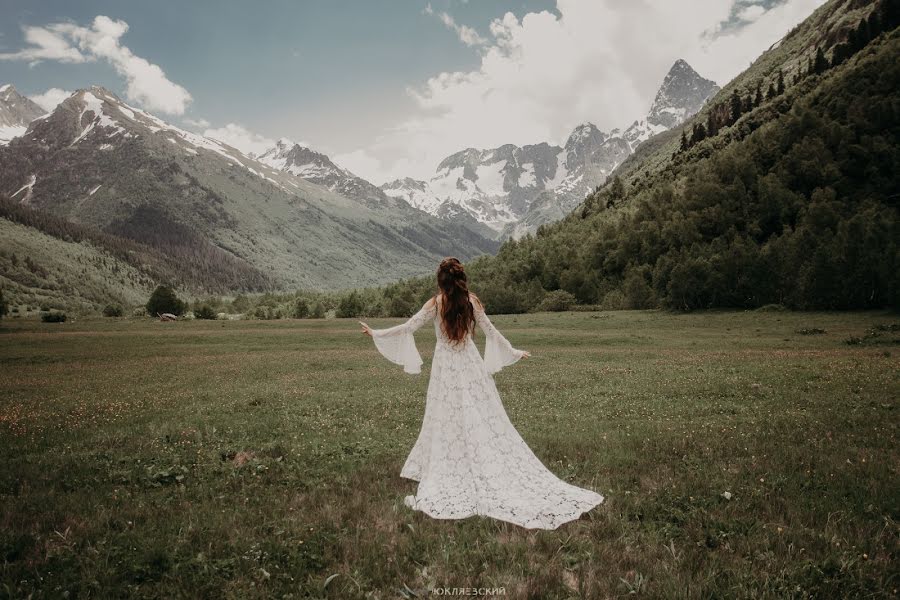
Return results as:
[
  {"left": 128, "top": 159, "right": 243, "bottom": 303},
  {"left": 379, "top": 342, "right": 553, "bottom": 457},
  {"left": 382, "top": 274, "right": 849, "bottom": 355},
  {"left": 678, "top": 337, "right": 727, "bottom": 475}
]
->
[
  {"left": 202, "top": 123, "right": 274, "bottom": 156},
  {"left": 429, "top": 8, "right": 487, "bottom": 47},
  {"left": 183, "top": 117, "right": 211, "bottom": 129},
  {"left": 28, "top": 87, "right": 73, "bottom": 112},
  {"left": 348, "top": 0, "right": 826, "bottom": 181},
  {"left": 737, "top": 5, "right": 767, "bottom": 22},
  {"left": 0, "top": 16, "right": 192, "bottom": 115},
  {"left": 0, "top": 25, "right": 86, "bottom": 63},
  {"left": 332, "top": 149, "right": 383, "bottom": 180},
  {"left": 331, "top": 148, "right": 418, "bottom": 185}
]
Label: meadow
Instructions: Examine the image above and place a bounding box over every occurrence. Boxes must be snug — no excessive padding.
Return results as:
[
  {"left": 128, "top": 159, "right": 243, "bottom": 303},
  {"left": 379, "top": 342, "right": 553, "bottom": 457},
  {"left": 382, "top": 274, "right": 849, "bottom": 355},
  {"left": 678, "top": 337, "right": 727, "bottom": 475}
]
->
[{"left": 0, "top": 310, "right": 897, "bottom": 598}]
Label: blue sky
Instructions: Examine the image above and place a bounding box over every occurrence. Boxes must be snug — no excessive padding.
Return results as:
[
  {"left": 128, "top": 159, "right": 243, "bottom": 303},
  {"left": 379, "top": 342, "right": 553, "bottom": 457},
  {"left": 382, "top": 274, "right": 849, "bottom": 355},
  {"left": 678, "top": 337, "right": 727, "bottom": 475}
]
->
[{"left": 0, "top": 0, "right": 823, "bottom": 182}]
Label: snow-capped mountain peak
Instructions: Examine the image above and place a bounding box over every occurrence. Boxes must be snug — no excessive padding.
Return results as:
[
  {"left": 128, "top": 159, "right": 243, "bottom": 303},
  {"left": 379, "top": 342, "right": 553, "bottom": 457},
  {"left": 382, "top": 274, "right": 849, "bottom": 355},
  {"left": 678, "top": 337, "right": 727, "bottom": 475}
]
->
[
  {"left": 382, "top": 177, "right": 445, "bottom": 214},
  {"left": 0, "top": 83, "right": 48, "bottom": 145},
  {"left": 383, "top": 59, "right": 719, "bottom": 239},
  {"left": 566, "top": 122, "right": 605, "bottom": 146},
  {"left": 258, "top": 141, "right": 336, "bottom": 176},
  {"left": 647, "top": 59, "right": 720, "bottom": 129},
  {"left": 258, "top": 139, "right": 398, "bottom": 208}
]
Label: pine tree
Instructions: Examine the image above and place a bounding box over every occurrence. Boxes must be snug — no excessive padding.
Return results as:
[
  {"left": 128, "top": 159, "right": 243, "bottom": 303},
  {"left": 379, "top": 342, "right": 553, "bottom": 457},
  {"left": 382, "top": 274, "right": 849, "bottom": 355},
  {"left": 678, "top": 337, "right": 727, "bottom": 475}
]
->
[
  {"left": 680, "top": 129, "right": 688, "bottom": 152},
  {"left": 706, "top": 111, "right": 718, "bottom": 138},
  {"left": 0, "top": 288, "right": 7, "bottom": 320},
  {"left": 730, "top": 89, "right": 743, "bottom": 124},
  {"left": 742, "top": 93, "right": 753, "bottom": 113},
  {"left": 868, "top": 11, "right": 882, "bottom": 39},
  {"left": 831, "top": 43, "right": 849, "bottom": 68},
  {"left": 813, "top": 46, "right": 828, "bottom": 74},
  {"left": 690, "top": 123, "right": 707, "bottom": 145},
  {"left": 605, "top": 176, "right": 625, "bottom": 209},
  {"left": 848, "top": 28, "right": 859, "bottom": 53},
  {"left": 776, "top": 69, "right": 785, "bottom": 95},
  {"left": 881, "top": 0, "right": 900, "bottom": 32},
  {"left": 855, "top": 18, "right": 870, "bottom": 50},
  {"left": 766, "top": 82, "right": 777, "bottom": 100},
  {"left": 754, "top": 82, "right": 763, "bottom": 107}
]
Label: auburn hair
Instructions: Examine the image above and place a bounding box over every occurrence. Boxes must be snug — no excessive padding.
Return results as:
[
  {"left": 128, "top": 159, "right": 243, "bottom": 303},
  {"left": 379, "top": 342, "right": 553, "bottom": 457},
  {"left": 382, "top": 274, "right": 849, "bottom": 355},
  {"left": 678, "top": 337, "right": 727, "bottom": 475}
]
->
[{"left": 435, "top": 257, "right": 475, "bottom": 344}]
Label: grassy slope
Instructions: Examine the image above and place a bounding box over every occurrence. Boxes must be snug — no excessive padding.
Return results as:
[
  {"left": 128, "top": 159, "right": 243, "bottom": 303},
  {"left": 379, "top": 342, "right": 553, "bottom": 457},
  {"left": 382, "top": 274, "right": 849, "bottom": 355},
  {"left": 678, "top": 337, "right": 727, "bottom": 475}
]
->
[
  {"left": 0, "top": 218, "right": 154, "bottom": 314},
  {"left": 0, "top": 311, "right": 896, "bottom": 597}
]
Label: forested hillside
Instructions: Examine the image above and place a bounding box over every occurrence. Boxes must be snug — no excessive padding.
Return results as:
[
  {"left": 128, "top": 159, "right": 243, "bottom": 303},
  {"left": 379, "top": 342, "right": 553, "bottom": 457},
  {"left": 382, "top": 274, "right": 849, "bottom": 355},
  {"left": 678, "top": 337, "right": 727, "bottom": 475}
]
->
[{"left": 457, "top": 0, "right": 899, "bottom": 312}]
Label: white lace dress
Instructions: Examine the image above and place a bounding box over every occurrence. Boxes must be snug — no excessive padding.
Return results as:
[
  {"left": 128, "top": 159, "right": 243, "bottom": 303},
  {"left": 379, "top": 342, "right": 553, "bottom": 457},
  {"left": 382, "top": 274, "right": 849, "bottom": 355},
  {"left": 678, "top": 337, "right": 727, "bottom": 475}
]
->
[{"left": 369, "top": 298, "right": 604, "bottom": 530}]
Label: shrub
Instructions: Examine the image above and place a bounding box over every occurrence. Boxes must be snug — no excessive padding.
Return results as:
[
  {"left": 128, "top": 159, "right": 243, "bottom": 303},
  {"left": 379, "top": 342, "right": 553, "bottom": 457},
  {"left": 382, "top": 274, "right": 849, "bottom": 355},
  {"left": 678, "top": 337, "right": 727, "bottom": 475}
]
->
[
  {"left": 534, "top": 290, "right": 576, "bottom": 312},
  {"left": 336, "top": 292, "right": 364, "bottom": 318},
  {"left": 477, "top": 284, "right": 527, "bottom": 314},
  {"left": 102, "top": 304, "right": 124, "bottom": 317},
  {"left": 231, "top": 294, "right": 251, "bottom": 313},
  {"left": 623, "top": 269, "right": 658, "bottom": 309},
  {"left": 41, "top": 311, "right": 67, "bottom": 323},
  {"left": 310, "top": 301, "right": 325, "bottom": 319},
  {"left": 293, "top": 298, "right": 310, "bottom": 319},
  {"left": 146, "top": 285, "right": 186, "bottom": 317},
  {"left": 599, "top": 290, "right": 627, "bottom": 311},
  {"left": 251, "top": 306, "right": 282, "bottom": 320},
  {"left": 388, "top": 295, "right": 415, "bottom": 318},
  {"left": 193, "top": 305, "right": 217, "bottom": 320}
]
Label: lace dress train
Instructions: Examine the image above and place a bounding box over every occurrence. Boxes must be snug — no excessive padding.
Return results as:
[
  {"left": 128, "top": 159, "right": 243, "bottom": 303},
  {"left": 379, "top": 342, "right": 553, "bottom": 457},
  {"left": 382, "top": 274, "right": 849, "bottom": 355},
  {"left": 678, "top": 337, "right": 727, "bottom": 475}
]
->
[{"left": 369, "top": 299, "right": 604, "bottom": 530}]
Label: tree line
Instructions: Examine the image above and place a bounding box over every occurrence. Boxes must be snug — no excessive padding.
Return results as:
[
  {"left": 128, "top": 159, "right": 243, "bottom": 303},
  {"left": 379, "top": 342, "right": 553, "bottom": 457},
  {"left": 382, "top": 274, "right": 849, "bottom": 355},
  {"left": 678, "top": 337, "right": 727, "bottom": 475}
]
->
[{"left": 679, "top": 0, "right": 899, "bottom": 156}]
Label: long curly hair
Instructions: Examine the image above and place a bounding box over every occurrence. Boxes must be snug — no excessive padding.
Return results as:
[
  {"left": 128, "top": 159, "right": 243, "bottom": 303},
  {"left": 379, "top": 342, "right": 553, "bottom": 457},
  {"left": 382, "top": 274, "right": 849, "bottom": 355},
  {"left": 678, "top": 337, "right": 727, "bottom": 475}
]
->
[{"left": 435, "top": 257, "right": 475, "bottom": 344}]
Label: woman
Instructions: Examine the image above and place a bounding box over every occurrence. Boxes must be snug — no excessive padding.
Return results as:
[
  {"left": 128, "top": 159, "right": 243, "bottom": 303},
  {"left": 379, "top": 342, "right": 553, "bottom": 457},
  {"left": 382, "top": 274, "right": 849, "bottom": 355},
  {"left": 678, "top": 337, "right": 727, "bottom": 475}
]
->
[{"left": 360, "top": 257, "right": 604, "bottom": 530}]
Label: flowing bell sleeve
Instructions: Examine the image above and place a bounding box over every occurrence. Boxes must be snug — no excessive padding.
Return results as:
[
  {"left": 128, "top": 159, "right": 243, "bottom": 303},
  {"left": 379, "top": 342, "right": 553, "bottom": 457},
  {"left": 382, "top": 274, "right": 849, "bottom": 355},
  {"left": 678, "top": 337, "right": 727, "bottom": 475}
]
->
[
  {"left": 370, "top": 301, "right": 436, "bottom": 374},
  {"left": 474, "top": 303, "right": 526, "bottom": 375}
]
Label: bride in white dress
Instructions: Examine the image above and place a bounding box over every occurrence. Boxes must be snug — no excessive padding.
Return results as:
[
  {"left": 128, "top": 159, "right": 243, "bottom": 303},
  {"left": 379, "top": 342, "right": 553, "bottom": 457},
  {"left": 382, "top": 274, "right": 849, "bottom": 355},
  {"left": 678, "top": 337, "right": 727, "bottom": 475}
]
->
[{"left": 360, "top": 257, "right": 604, "bottom": 530}]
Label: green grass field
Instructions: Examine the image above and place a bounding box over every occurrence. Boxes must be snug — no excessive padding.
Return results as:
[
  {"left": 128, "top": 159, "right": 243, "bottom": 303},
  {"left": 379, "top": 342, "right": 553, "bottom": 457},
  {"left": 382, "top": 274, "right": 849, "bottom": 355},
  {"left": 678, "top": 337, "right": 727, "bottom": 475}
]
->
[{"left": 1, "top": 310, "right": 897, "bottom": 598}]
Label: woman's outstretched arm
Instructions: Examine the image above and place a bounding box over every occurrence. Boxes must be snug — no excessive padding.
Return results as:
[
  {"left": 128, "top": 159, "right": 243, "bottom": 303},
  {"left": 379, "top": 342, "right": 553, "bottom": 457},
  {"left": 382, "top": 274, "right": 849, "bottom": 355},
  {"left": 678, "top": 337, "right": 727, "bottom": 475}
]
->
[
  {"left": 470, "top": 293, "right": 530, "bottom": 374},
  {"left": 360, "top": 297, "right": 436, "bottom": 374}
]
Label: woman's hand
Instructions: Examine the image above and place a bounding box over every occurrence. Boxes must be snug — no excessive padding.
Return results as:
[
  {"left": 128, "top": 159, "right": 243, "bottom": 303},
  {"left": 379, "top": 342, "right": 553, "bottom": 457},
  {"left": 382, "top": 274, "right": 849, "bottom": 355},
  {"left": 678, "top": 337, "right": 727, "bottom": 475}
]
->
[
  {"left": 520, "top": 350, "right": 531, "bottom": 359},
  {"left": 359, "top": 321, "right": 373, "bottom": 337}
]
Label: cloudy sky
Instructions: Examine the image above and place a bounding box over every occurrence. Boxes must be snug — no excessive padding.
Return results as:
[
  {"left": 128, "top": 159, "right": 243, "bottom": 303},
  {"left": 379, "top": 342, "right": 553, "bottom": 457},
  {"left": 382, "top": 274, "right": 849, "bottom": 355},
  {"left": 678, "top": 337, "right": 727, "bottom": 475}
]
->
[{"left": 0, "top": 0, "right": 825, "bottom": 182}]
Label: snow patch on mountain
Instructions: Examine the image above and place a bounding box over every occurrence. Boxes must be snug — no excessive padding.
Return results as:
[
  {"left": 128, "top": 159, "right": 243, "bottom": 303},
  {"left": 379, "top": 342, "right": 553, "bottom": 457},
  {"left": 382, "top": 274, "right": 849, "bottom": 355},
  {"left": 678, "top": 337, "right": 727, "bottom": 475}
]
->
[
  {"left": 257, "top": 139, "right": 401, "bottom": 208},
  {"left": 382, "top": 59, "right": 719, "bottom": 238},
  {"left": 10, "top": 174, "right": 36, "bottom": 203},
  {"left": 71, "top": 91, "right": 126, "bottom": 145},
  {"left": 0, "top": 83, "right": 48, "bottom": 145},
  {"left": 475, "top": 160, "right": 507, "bottom": 197},
  {"left": 0, "top": 125, "right": 26, "bottom": 145}
]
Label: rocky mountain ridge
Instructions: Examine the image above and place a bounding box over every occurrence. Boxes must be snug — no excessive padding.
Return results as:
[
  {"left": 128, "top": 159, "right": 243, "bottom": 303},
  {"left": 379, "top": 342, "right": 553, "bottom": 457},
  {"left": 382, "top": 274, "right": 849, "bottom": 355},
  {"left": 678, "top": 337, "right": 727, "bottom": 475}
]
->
[
  {"left": 0, "top": 84, "right": 47, "bottom": 145},
  {"left": 381, "top": 59, "right": 719, "bottom": 238},
  {"left": 0, "top": 86, "right": 498, "bottom": 291}
]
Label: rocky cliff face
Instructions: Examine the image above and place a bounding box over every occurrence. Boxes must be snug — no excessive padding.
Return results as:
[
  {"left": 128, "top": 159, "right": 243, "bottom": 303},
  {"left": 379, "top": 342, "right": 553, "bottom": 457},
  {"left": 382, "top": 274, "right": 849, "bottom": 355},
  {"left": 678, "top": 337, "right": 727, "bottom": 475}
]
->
[
  {"left": 0, "top": 84, "right": 47, "bottom": 145},
  {"left": 382, "top": 59, "right": 720, "bottom": 239},
  {"left": 257, "top": 138, "right": 401, "bottom": 209}
]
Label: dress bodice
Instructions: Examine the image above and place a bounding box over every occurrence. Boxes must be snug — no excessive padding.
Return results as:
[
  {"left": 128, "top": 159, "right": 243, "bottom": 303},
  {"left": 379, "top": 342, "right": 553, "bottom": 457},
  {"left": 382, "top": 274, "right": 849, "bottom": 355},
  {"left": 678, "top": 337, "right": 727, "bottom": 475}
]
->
[{"left": 369, "top": 295, "right": 525, "bottom": 375}]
